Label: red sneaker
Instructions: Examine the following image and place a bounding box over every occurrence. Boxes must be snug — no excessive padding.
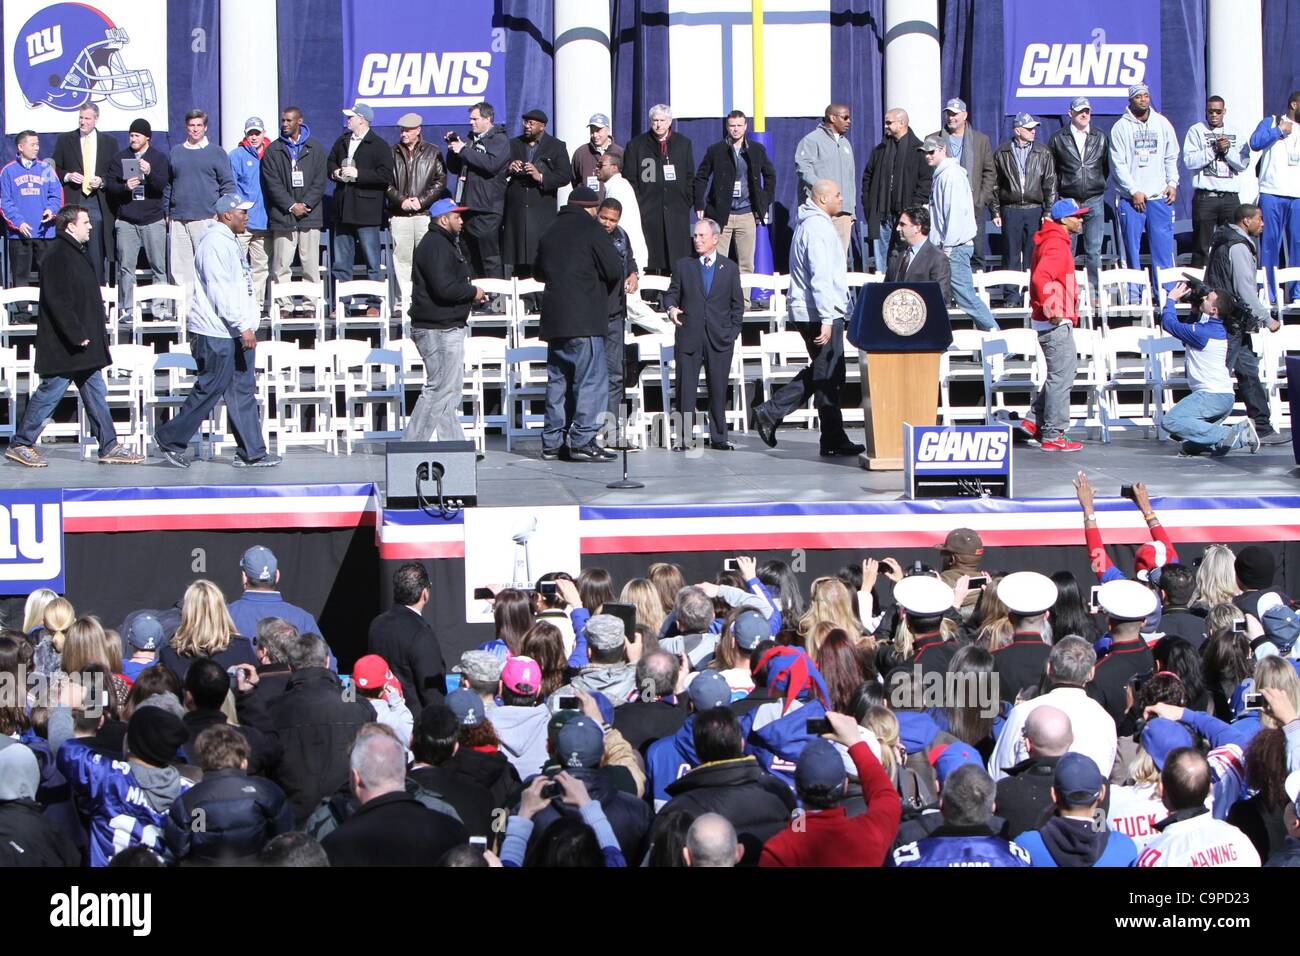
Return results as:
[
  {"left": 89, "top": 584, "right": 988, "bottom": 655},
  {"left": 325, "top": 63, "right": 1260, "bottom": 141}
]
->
[
  {"left": 1040, "top": 436, "right": 1083, "bottom": 452},
  {"left": 1019, "top": 417, "right": 1039, "bottom": 439}
]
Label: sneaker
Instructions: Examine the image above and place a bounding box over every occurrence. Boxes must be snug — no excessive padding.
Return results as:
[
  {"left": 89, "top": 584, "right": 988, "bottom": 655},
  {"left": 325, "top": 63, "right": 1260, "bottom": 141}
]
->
[
  {"left": 232, "top": 453, "right": 283, "bottom": 468},
  {"left": 1040, "top": 436, "right": 1083, "bottom": 452},
  {"left": 1258, "top": 429, "right": 1290, "bottom": 446},
  {"left": 540, "top": 446, "right": 563, "bottom": 461},
  {"left": 157, "top": 447, "right": 190, "bottom": 469},
  {"left": 568, "top": 442, "right": 613, "bottom": 463},
  {"left": 98, "top": 446, "right": 144, "bottom": 465},
  {"left": 5, "top": 445, "right": 47, "bottom": 468},
  {"left": 1019, "top": 417, "right": 1039, "bottom": 440}
]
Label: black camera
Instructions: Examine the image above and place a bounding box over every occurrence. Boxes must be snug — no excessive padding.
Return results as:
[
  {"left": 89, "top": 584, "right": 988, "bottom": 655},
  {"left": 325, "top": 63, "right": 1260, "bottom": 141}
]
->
[{"left": 1180, "top": 272, "right": 1214, "bottom": 309}]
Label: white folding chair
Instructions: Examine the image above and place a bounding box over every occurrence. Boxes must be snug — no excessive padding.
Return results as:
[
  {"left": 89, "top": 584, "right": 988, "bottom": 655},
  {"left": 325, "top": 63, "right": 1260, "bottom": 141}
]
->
[
  {"left": 0, "top": 288, "right": 40, "bottom": 352},
  {"left": 1259, "top": 324, "right": 1300, "bottom": 432},
  {"left": 275, "top": 346, "right": 338, "bottom": 454},
  {"left": 504, "top": 342, "right": 549, "bottom": 451},
  {"left": 468, "top": 278, "right": 516, "bottom": 340},
  {"left": 79, "top": 343, "right": 153, "bottom": 458},
  {"left": 981, "top": 328, "right": 1043, "bottom": 423},
  {"left": 1273, "top": 267, "right": 1300, "bottom": 319},
  {"left": 0, "top": 347, "right": 18, "bottom": 440},
  {"left": 758, "top": 330, "right": 815, "bottom": 428},
  {"left": 1097, "top": 268, "right": 1155, "bottom": 330},
  {"left": 513, "top": 277, "right": 545, "bottom": 345},
  {"left": 1156, "top": 266, "right": 1203, "bottom": 311},
  {"left": 145, "top": 351, "right": 223, "bottom": 459},
  {"left": 974, "top": 270, "right": 1031, "bottom": 327},
  {"left": 740, "top": 272, "right": 789, "bottom": 332},
  {"left": 270, "top": 280, "right": 328, "bottom": 344},
  {"left": 1143, "top": 335, "right": 1190, "bottom": 440},
  {"left": 939, "top": 328, "right": 992, "bottom": 425},
  {"left": 1068, "top": 327, "right": 1115, "bottom": 442},
  {"left": 333, "top": 279, "right": 391, "bottom": 344},
  {"left": 463, "top": 334, "right": 507, "bottom": 436},
  {"left": 130, "top": 284, "right": 187, "bottom": 346},
  {"left": 1100, "top": 325, "right": 1162, "bottom": 432},
  {"left": 328, "top": 343, "right": 404, "bottom": 452}
]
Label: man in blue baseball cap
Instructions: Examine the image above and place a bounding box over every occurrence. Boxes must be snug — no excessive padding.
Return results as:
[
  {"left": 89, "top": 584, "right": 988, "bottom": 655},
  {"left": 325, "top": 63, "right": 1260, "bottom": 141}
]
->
[
  {"left": 761, "top": 710, "right": 901, "bottom": 867},
  {"left": 1011, "top": 752, "right": 1138, "bottom": 866},
  {"left": 403, "top": 196, "right": 487, "bottom": 444}
]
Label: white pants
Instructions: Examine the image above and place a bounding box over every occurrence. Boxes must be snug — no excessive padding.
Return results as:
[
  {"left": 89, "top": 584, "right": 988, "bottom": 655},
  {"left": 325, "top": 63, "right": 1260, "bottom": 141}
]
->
[{"left": 389, "top": 215, "right": 430, "bottom": 312}]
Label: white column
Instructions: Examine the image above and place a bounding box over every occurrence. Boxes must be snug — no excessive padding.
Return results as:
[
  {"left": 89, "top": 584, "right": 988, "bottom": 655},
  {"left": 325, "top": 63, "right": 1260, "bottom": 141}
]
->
[
  {"left": 883, "top": 0, "right": 940, "bottom": 133},
  {"left": 1208, "top": 0, "right": 1263, "bottom": 202},
  {"left": 220, "top": 0, "right": 280, "bottom": 150},
  {"left": 554, "top": 0, "right": 612, "bottom": 200}
]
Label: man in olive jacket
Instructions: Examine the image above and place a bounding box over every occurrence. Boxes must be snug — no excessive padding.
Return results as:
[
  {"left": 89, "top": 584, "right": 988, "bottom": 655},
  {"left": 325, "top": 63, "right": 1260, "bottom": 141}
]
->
[
  {"left": 6, "top": 205, "right": 142, "bottom": 468},
  {"left": 534, "top": 187, "right": 624, "bottom": 463}
]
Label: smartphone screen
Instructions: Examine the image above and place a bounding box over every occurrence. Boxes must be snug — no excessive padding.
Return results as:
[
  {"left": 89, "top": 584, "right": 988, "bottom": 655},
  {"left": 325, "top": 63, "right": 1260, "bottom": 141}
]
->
[
  {"left": 1089, "top": 585, "right": 1102, "bottom": 614},
  {"left": 603, "top": 602, "right": 637, "bottom": 642}
]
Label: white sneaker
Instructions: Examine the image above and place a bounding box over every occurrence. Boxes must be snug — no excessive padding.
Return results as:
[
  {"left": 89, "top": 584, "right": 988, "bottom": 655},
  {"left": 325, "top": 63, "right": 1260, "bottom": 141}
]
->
[{"left": 1238, "top": 419, "right": 1260, "bottom": 454}]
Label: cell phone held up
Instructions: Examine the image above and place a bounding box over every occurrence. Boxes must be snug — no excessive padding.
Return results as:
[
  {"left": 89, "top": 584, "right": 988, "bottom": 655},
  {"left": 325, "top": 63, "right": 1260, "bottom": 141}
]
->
[
  {"left": 1120, "top": 484, "right": 1137, "bottom": 503},
  {"left": 806, "top": 718, "right": 833, "bottom": 736},
  {"left": 723, "top": 558, "right": 739, "bottom": 572},
  {"left": 1088, "top": 585, "right": 1102, "bottom": 615}
]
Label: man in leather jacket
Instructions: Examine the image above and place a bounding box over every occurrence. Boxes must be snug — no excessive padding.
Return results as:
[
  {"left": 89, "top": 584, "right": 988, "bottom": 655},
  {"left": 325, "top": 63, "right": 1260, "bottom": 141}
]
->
[
  {"left": 1049, "top": 97, "right": 1110, "bottom": 304},
  {"left": 387, "top": 112, "right": 447, "bottom": 317},
  {"left": 992, "top": 112, "right": 1057, "bottom": 305}
]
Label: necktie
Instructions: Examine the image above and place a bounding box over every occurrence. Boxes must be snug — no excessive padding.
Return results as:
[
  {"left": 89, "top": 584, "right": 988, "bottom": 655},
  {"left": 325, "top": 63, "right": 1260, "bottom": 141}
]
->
[
  {"left": 81, "top": 135, "right": 93, "bottom": 195},
  {"left": 700, "top": 257, "right": 714, "bottom": 295}
]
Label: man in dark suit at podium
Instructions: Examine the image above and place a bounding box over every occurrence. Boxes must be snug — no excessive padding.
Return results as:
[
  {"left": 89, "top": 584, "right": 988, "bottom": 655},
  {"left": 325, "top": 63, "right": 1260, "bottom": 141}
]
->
[
  {"left": 887, "top": 205, "right": 952, "bottom": 303},
  {"left": 664, "top": 219, "right": 744, "bottom": 449}
]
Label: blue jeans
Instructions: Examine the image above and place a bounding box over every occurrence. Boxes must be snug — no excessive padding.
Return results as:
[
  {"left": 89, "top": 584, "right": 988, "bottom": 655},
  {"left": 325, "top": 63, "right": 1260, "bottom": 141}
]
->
[
  {"left": 154, "top": 333, "right": 267, "bottom": 460},
  {"left": 1260, "top": 192, "right": 1300, "bottom": 302},
  {"left": 947, "top": 243, "right": 998, "bottom": 331},
  {"left": 873, "top": 215, "right": 898, "bottom": 274},
  {"left": 1118, "top": 195, "right": 1175, "bottom": 292},
  {"left": 1068, "top": 193, "right": 1105, "bottom": 305},
  {"left": 543, "top": 336, "right": 606, "bottom": 450},
  {"left": 1162, "top": 389, "right": 1234, "bottom": 453},
  {"left": 330, "top": 224, "right": 383, "bottom": 282},
  {"left": 15, "top": 368, "right": 118, "bottom": 455}
]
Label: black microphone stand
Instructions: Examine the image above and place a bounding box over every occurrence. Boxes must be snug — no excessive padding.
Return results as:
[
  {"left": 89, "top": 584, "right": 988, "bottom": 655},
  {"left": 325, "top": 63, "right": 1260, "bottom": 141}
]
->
[{"left": 607, "top": 310, "right": 643, "bottom": 490}]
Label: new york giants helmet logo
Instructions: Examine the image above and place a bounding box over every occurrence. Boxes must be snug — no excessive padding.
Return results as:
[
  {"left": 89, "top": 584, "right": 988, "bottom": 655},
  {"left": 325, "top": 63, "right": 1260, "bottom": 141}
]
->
[{"left": 15, "top": 3, "right": 157, "bottom": 111}]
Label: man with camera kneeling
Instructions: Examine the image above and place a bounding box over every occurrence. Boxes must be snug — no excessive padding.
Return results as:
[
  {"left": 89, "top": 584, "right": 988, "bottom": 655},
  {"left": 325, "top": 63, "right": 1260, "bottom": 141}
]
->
[{"left": 1159, "top": 281, "right": 1261, "bottom": 457}]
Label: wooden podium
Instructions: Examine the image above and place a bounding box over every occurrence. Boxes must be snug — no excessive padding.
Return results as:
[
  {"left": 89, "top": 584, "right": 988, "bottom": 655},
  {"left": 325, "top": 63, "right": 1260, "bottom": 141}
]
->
[{"left": 846, "top": 282, "right": 951, "bottom": 471}]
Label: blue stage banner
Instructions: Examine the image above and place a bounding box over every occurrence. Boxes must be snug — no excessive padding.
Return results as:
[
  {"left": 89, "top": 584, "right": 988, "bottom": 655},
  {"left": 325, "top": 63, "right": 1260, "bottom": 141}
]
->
[
  {"left": 1002, "top": 0, "right": 1160, "bottom": 117},
  {"left": 342, "top": 0, "right": 504, "bottom": 127},
  {"left": 0, "top": 489, "right": 64, "bottom": 595}
]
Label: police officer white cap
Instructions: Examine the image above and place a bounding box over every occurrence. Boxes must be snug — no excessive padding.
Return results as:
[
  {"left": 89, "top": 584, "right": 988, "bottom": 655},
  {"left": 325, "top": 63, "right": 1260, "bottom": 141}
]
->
[
  {"left": 999, "top": 571, "right": 1057, "bottom": 615},
  {"left": 1097, "top": 578, "right": 1158, "bottom": 622},
  {"left": 894, "top": 575, "right": 955, "bottom": 616}
]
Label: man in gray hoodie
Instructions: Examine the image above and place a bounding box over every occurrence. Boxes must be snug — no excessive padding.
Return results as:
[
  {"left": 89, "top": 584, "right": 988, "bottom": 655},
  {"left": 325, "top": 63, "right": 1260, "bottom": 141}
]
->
[
  {"left": 752, "top": 179, "right": 863, "bottom": 457},
  {"left": 492, "top": 655, "right": 552, "bottom": 779}
]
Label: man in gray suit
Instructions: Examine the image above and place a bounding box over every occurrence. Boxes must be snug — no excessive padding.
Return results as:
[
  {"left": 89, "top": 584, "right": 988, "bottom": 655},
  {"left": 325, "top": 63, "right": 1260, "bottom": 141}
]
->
[
  {"left": 887, "top": 206, "right": 952, "bottom": 304},
  {"left": 929, "top": 99, "right": 996, "bottom": 270}
]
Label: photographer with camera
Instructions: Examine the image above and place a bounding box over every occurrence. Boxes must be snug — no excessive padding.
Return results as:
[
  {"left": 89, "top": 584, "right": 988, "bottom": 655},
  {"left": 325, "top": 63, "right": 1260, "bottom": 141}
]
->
[
  {"left": 1205, "top": 203, "right": 1287, "bottom": 444},
  {"left": 1160, "top": 280, "right": 1261, "bottom": 457}
]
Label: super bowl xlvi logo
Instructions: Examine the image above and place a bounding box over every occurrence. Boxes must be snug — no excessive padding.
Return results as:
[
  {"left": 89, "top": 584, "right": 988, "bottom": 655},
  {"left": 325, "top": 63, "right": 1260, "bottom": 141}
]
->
[
  {"left": 0, "top": 490, "right": 64, "bottom": 592},
  {"left": 16, "top": 3, "right": 157, "bottom": 111},
  {"left": 1017, "top": 39, "right": 1148, "bottom": 98},
  {"left": 358, "top": 51, "right": 493, "bottom": 103},
  {"left": 913, "top": 427, "right": 1009, "bottom": 472}
]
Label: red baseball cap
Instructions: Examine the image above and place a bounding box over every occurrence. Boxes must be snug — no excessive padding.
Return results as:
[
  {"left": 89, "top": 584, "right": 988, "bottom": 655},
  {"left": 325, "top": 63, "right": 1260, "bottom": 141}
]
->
[{"left": 353, "top": 654, "right": 402, "bottom": 698}]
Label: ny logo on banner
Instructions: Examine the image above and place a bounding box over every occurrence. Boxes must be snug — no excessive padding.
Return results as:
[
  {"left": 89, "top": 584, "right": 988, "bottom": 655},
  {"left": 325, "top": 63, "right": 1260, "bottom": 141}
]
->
[
  {"left": 0, "top": 490, "right": 64, "bottom": 594},
  {"left": 25, "top": 24, "right": 62, "bottom": 66}
]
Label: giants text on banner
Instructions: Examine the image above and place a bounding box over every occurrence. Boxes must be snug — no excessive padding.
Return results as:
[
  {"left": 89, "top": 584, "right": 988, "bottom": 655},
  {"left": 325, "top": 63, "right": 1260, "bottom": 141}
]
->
[
  {"left": 1003, "top": 0, "right": 1160, "bottom": 116},
  {"left": 342, "top": 0, "right": 505, "bottom": 128}
]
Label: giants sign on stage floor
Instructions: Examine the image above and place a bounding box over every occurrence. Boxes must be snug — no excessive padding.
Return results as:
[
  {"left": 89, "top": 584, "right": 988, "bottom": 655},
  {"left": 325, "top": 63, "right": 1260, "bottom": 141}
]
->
[
  {"left": 343, "top": 0, "right": 505, "bottom": 128},
  {"left": 1003, "top": 0, "right": 1160, "bottom": 116},
  {"left": 4, "top": 0, "right": 167, "bottom": 134}
]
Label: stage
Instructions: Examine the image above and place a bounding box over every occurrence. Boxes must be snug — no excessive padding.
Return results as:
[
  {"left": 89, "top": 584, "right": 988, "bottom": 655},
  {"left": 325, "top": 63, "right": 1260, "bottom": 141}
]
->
[{"left": 6, "top": 428, "right": 1300, "bottom": 665}]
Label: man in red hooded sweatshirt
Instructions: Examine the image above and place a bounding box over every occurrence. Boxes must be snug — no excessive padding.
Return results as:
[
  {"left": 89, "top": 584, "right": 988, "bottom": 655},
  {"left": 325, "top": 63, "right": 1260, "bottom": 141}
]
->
[{"left": 1022, "top": 198, "right": 1087, "bottom": 451}]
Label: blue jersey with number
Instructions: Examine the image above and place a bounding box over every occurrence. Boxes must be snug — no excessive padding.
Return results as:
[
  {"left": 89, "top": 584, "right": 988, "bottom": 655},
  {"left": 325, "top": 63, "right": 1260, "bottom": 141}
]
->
[{"left": 57, "top": 739, "right": 194, "bottom": 867}]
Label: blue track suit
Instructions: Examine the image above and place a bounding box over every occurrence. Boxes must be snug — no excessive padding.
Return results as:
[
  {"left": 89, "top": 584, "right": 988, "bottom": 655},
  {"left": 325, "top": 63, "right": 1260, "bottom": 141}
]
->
[
  {"left": 1250, "top": 116, "right": 1300, "bottom": 302},
  {"left": 1110, "top": 108, "right": 1180, "bottom": 292}
]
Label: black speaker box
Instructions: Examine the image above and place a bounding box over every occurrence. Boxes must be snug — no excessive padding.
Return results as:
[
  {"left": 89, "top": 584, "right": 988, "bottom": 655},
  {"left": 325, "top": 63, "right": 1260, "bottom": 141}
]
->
[{"left": 385, "top": 441, "right": 478, "bottom": 507}]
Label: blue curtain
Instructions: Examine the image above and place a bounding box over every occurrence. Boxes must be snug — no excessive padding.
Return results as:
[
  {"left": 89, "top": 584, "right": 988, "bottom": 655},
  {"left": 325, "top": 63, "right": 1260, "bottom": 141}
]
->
[
  {"left": 940, "top": 0, "right": 1205, "bottom": 221},
  {"left": 611, "top": 0, "right": 884, "bottom": 270},
  {"left": 1262, "top": 0, "right": 1300, "bottom": 116}
]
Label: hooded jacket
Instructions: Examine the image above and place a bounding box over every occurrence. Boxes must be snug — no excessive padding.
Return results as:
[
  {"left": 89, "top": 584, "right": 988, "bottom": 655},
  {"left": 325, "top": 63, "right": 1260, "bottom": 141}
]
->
[
  {"left": 786, "top": 198, "right": 848, "bottom": 325},
  {"left": 552, "top": 662, "right": 638, "bottom": 709},
  {"left": 58, "top": 740, "right": 194, "bottom": 866},
  {"left": 1029, "top": 218, "right": 1079, "bottom": 329},
  {"left": 449, "top": 745, "right": 521, "bottom": 811},
  {"left": 1015, "top": 816, "right": 1137, "bottom": 867},
  {"left": 0, "top": 745, "right": 80, "bottom": 867},
  {"left": 525, "top": 766, "right": 652, "bottom": 862},
  {"left": 492, "top": 704, "right": 552, "bottom": 779},
  {"left": 661, "top": 756, "right": 797, "bottom": 864},
  {"left": 229, "top": 138, "right": 268, "bottom": 230},
  {"left": 1109, "top": 108, "right": 1180, "bottom": 199}
]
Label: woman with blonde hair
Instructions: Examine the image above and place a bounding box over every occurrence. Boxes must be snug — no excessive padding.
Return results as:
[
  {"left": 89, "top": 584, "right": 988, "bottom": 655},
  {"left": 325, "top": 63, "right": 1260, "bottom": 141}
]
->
[
  {"left": 160, "top": 579, "right": 256, "bottom": 681},
  {"left": 23, "top": 587, "right": 58, "bottom": 638},
  {"left": 59, "top": 616, "right": 130, "bottom": 708},
  {"left": 620, "top": 577, "right": 666, "bottom": 637},
  {"left": 1191, "top": 544, "right": 1241, "bottom": 611},
  {"left": 32, "top": 596, "right": 75, "bottom": 676},
  {"left": 797, "top": 577, "right": 865, "bottom": 656}
]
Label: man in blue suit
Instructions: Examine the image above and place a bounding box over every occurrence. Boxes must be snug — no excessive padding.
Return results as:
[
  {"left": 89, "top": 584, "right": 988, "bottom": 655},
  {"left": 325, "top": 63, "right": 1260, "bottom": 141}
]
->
[{"left": 663, "top": 219, "right": 744, "bottom": 450}]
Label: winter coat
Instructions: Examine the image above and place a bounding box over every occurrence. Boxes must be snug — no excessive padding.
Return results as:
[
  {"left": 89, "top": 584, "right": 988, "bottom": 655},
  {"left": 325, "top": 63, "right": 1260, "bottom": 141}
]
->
[
  {"left": 261, "top": 126, "right": 327, "bottom": 231},
  {"left": 534, "top": 205, "right": 624, "bottom": 340},
  {"left": 660, "top": 756, "right": 797, "bottom": 864},
  {"left": 991, "top": 139, "right": 1057, "bottom": 213},
  {"left": 446, "top": 124, "right": 510, "bottom": 213},
  {"left": 1029, "top": 219, "right": 1080, "bottom": 327},
  {"left": 1050, "top": 125, "right": 1110, "bottom": 201},
  {"left": 503, "top": 132, "right": 572, "bottom": 267},
  {"left": 408, "top": 764, "right": 497, "bottom": 840},
  {"left": 492, "top": 704, "right": 552, "bottom": 779},
  {"left": 449, "top": 746, "right": 521, "bottom": 811},
  {"left": 234, "top": 662, "right": 292, "bottom": 734},
  {"left": 623, "top": 130, "right": 696, "bottom": 271},
  {"left": 386, "top": 138, "right": 447, "bottom": 214},
  {"left": 267, "top": 667, "right": 376, "bottom": 824},
  {"left": 321, "top": 790, "right": 469, "bottom": 866},
  {"left": 105, "top": 145, "right": 169, "bottom": 225},
  {"left": 406, "top": 223, "right": 478, "bottom": 331},
  {"left": 163, "top": 768, "right": 293, "bottom": 864},
  {"left": 326, "top": 129, "right": 393, "bottom": 226},
  {"left": 0, "top": 798, "right": 80, "bottom": 866},
  {"left": 612, "top": 698, "right": 689, "bottom": 753},
  {"left": 861, "top": 129, "right": 932, "bottom": 232},
  {"left": 33, "top": 232, "right": 111, "bottom": 377},
  {"left": 524, "top": 766, "right": 652, "bottom": 862},
  {"left": 693, "top": 137, "right": 776, "bottom": 228},
  {"left": 228, "top": 139, "right": 268, "bottom": 230}
]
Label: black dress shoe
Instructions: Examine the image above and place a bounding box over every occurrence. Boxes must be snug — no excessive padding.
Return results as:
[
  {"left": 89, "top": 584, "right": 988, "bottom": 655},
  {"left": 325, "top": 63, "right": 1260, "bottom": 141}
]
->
[
  {"left": 820, "top": 442, "right": 866, "bottom": 457},
  {"left": 569, "top": 442, "right": 614, "bottom": 463},
  {"left": 540, "top": 446, "right": 564, "bottom": 461},
  {"left": 752, "top": 404, "right": 778, "bottom": 447},
  {"left": 707, "top": 439, "right": 736, "bottom": 451}
]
